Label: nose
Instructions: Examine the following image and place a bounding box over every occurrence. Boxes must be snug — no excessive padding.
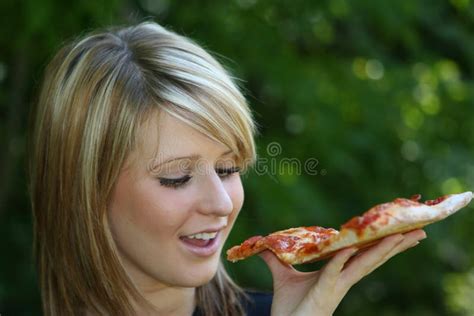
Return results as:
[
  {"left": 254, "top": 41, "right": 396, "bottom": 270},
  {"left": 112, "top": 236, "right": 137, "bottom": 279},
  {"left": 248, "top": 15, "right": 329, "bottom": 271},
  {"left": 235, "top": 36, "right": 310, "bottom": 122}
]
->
[{"left": 196, "top": 168, "right": 234, "bottom": 217}]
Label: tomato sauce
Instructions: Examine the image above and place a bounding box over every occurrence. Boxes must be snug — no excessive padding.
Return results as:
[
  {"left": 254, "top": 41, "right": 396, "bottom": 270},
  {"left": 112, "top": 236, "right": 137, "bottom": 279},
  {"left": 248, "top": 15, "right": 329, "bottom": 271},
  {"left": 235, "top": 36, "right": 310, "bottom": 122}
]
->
[
  {"left": 341, "top": 211, "right": 381, "bottom": 235},
  {"left": 265, "top": 235, "right": 298, "bottom": 252},
  {"left": 239, "top": 235, "right": 263, "bottom": 253},
  {"left": 424, "top": 195, "right": 449, "bottom": 206}
]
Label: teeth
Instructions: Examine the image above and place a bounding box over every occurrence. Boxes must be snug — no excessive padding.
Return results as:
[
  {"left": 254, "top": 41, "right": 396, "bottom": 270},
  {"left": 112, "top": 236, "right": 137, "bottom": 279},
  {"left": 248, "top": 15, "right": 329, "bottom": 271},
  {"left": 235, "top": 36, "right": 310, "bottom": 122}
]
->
[{"left": 186, "top": 232, "right": 218, "bottom": 240}]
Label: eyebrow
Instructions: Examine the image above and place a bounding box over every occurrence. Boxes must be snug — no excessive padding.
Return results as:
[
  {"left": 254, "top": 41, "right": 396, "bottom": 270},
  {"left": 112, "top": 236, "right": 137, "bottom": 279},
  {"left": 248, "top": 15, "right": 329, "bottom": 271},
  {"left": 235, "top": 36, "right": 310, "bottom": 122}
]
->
[{"left": 152, "top": 149, "right": 234, "bottom": 169}]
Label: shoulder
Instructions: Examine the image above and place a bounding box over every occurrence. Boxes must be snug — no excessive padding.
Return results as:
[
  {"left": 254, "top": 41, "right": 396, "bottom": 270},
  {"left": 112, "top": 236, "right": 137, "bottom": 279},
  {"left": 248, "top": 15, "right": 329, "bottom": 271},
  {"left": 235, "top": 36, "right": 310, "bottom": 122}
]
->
[{"left": 242, "top": 290, "right": 273, "bottom": 316}]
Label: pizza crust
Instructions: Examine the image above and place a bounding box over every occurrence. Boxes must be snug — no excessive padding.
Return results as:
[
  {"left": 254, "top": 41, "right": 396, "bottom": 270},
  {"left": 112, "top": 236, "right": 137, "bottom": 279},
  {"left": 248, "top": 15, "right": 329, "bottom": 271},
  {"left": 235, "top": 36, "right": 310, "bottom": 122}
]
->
[{"left": 226, "top": 191, "right": 473, "bottom": 265}]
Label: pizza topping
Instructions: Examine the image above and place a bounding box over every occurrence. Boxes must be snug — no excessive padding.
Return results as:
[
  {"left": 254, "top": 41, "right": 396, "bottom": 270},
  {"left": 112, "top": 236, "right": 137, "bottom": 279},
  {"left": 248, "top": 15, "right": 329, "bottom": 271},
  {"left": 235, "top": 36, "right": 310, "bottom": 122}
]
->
[
  {"left": 409, "top": 193, "right": 450, "bottom": 205},
  {"left": 305, "top": 226, "right": 338, "bottom": 242},
  {"left": 238, "top": 235, "right": 263, "bottom": 252},
  {"left": 298, "top": 242, "right": 321, "bottom": 255},
  {"left": 305, "top": 226, "right": 336, "bottom": 234},
  {"left": 297, "top": 236, "right": 334, "bottom": 256},
  {"left": 264, "top": 235, "right": 298, "bottom": 253},
  {"left": 424, "top": 195, "right": 449, "bottom": 206},
  {"left": 342, "top": 198, "right": 421, "bottom": 236},
  {"left": 226, "top": 235, "right": 264, "bottom": 261},
  {"left": 341, "top": 211, "right": 381, "bottom": 236},
  {"left": 393, "top": 198, "right": 422, "bottom": 207},
  {"left": 227, "top": 226, "right": 339, "bottom": 262}
]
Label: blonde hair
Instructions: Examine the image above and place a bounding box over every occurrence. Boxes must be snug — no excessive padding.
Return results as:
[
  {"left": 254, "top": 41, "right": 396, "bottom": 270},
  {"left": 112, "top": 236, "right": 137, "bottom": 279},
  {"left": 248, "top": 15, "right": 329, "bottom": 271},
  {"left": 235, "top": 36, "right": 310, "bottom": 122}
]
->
[{"left": 29, "top": 21, "right": 257, "bottom": 315}]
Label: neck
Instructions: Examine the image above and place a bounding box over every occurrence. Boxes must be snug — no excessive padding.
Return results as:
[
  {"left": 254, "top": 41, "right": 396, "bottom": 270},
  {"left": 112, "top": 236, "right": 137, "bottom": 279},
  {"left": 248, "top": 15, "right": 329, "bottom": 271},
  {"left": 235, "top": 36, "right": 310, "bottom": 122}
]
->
[
  {"left": 114, "top": 248, "right": 197, "bottom": 315},
  {"left": 134, "top": 285, "right": 196, "bottom": 316}
]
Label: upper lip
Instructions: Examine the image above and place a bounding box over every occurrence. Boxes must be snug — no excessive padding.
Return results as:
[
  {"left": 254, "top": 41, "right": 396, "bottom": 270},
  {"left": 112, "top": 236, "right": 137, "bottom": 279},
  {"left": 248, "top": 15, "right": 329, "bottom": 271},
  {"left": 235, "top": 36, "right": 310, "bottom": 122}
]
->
[{"left": 181, "top": 225, "right": 226, "bottom": 237}]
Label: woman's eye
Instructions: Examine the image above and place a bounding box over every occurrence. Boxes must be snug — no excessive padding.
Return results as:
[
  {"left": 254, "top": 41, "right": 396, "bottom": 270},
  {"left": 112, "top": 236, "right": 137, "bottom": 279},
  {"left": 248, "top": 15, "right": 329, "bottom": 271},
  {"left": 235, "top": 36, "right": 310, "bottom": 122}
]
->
[
  {"left": 157, "top": 167, "right": 240, "bottom": 188},
  {"left": 216, "top": 167, "right": 241, "bottom": 179},
  {"left": 158, "top": 175, "right": 192, "bottom": 188}
]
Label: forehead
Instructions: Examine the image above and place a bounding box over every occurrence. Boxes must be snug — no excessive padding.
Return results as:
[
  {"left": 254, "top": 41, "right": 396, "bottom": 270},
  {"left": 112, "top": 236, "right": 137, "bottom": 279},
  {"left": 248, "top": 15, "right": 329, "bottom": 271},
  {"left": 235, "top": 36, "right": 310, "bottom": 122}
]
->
[{"left": 137, "top": 111, "right": 230, "bottom": 161}]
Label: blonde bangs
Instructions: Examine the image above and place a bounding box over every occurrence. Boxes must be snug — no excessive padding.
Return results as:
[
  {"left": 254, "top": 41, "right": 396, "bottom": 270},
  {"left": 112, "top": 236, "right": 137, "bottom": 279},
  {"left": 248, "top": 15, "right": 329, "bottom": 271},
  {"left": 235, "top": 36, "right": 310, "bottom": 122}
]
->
[
  {"left": 128, "top": 23, "right": 258, "bottom": 171},
  {"left": 151, "top": 85, "right": 257, "bottom": 170}
]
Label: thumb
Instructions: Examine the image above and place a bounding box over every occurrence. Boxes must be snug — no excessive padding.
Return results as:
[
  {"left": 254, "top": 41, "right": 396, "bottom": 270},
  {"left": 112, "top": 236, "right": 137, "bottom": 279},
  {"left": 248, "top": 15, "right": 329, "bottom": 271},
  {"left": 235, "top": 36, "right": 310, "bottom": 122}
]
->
[{"left": 258, "top": 250, "right": 298, "bottom": 280}]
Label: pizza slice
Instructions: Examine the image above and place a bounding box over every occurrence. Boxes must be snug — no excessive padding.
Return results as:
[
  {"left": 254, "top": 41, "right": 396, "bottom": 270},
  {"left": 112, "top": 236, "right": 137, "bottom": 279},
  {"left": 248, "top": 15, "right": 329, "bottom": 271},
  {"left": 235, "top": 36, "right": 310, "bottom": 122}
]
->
[
  {"left": 226, "top": 191, "right": 473, "bottom": 265},
  {"left": 226, "top": 226, "right": 338, "bottom": 264}
]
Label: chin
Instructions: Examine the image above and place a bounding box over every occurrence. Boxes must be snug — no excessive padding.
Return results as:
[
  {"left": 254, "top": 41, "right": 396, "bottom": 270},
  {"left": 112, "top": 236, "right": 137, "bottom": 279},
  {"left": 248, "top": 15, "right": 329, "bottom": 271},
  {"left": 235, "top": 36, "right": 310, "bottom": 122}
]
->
[{"left": 178, "top": 256, "right": 221, "bottom": 287}]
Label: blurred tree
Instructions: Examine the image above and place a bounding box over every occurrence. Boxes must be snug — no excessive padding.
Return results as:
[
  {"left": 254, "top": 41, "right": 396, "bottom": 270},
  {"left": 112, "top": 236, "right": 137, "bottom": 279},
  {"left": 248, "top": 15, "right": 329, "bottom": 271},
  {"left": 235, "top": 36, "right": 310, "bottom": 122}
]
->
[{"left": 444, "top": 269, "right": 474, "bottom": 315}]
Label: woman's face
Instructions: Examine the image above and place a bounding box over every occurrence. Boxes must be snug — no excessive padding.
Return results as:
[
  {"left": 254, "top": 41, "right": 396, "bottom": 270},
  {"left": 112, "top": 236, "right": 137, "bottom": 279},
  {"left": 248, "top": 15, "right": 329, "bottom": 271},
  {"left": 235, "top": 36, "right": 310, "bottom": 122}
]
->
[{"left": 108, "top": 112, "right": 244, "bottom": 290}]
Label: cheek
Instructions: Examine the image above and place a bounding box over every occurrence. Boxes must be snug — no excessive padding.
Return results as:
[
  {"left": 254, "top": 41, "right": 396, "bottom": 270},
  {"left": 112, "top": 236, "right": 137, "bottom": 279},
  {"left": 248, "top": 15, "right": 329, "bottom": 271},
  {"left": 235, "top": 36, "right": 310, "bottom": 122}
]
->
[
  {"left": 135, "top": 183, "right": 188, "bottom": 230},
  {"left": 108, "top": 176, "right": 191, "bottom": 243},
  {"left": 226, "top": 177, "right": 245, "bottom": 221}
]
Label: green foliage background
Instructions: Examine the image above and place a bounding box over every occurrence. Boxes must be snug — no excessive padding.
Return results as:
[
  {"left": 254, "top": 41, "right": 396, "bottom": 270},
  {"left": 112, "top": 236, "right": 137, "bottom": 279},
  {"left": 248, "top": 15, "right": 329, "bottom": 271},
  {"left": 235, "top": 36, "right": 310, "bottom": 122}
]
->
[{"left": 1, "top": 0, "right": 474, "bottom": 315}]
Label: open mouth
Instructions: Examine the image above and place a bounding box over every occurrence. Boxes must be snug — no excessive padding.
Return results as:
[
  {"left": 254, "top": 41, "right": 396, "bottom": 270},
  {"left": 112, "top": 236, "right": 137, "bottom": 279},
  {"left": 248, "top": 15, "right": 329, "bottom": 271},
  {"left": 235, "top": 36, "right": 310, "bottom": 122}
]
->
[
  {"left": 180, "top": 231, "right": 218, "bottom": 247},
  {"left": 179, "top": 231, "right": 221, "bottom": 257}
]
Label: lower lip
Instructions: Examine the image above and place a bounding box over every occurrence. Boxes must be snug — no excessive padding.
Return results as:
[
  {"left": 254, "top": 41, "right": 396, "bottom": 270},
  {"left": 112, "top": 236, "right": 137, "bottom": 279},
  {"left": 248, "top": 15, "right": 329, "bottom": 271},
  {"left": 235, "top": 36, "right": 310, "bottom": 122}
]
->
[{"left": 179, "top": 231, "right": 221, "bottom": 257}]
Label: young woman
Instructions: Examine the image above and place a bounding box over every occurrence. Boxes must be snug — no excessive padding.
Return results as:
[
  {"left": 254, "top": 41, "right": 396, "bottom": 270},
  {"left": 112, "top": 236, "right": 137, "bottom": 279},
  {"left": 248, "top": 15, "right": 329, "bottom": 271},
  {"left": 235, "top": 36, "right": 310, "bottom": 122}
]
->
[{"left": 29, "top": 21, "right": 426, "bottom": 315}]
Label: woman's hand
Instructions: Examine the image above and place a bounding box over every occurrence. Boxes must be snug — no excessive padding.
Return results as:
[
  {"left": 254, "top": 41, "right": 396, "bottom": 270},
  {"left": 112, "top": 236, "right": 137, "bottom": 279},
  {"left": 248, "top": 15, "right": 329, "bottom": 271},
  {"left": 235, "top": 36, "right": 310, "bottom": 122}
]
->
[{"left": 259, "top": 229, "right": 427, "bottom": 316}]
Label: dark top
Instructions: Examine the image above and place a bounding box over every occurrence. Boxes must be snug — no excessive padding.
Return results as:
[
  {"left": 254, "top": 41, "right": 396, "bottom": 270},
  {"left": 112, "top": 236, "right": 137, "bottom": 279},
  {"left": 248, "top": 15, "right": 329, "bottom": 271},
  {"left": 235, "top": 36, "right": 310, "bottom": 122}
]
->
[{"left": 192, "top": 290, "right": 273, "bottom": 316}]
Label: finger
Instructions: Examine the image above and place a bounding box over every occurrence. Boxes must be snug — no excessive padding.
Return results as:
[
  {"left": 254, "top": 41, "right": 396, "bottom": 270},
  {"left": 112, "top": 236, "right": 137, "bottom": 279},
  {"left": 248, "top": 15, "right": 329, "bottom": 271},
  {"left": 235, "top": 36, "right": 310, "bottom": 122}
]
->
[
  {"left": 343, "top": 234, "right": 405, "bottom": 269},
  {"left": 366, "top": 229, "right": 427, "bottom": 269},
  {"left": 318, "top": 247, "right": 358, "bottom": 288},
  {"left": 340, "top": 234, "right": 404, "bottom": 285},
  {"left": 258, "top": 250, "right": 298, "bottom": 280},
  {"left": 344, "top": 229, "right": 426, "bottom": 265},
  {"left": 365, "top": 229, "right": 427, "bottom": 273},
  {"left": 402, "top": 229, "right": 427, "bottom": 241},
  {"left": 366, "top": 239, "right": 419, "bottom": 274}
]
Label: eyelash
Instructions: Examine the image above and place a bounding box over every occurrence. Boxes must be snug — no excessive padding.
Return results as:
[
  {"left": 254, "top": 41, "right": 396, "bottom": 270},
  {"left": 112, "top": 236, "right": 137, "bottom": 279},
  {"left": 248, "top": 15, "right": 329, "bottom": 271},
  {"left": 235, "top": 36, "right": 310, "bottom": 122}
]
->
[{"left": 158, "top": 167, "right": 241, "bottom": 189}]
